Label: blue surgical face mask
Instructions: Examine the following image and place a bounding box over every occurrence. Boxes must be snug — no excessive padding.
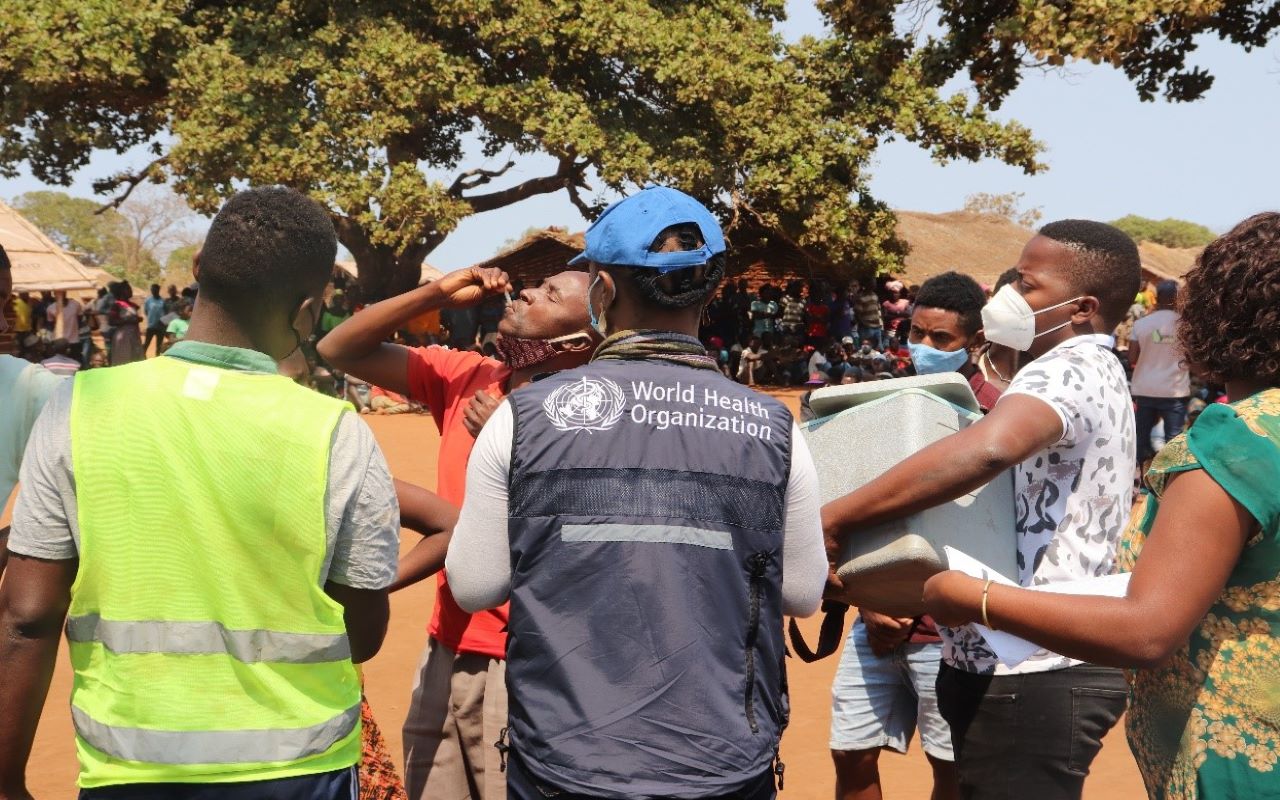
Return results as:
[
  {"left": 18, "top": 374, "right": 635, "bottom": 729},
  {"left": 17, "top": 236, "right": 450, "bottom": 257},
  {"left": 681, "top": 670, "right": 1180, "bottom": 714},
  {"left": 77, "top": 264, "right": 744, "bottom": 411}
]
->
[
  {"left": 587, "top": 273, "right": 611, "bottom": 337},
  {"left": 908, "top": 340, "right": 970, "bottom": 375}
]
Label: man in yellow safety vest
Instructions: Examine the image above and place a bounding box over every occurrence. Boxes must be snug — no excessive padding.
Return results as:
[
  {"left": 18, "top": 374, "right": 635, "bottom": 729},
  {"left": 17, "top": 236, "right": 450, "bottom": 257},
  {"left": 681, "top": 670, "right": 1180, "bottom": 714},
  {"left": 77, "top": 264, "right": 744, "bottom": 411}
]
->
[{"left": 0, "top": 186, "right": 401, "bottom": 799}]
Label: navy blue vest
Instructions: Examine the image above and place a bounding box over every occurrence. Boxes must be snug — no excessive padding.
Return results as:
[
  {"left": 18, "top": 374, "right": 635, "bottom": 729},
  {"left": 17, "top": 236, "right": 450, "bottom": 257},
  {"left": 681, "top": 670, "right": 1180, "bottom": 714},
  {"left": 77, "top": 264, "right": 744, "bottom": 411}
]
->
[{"left": 505, "top": 358, "right": 793, "bottom": 798}]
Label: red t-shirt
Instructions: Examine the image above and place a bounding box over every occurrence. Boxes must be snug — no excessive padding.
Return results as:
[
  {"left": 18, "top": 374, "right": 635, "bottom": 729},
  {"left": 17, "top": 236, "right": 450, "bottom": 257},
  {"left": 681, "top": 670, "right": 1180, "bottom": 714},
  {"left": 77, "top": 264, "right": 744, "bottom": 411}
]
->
[
  {"left": 406, "top": 346, "right": 512, "bottom": 659},
  {"left": 968, "top": 370, "right": 1003, "bottom": 415}
]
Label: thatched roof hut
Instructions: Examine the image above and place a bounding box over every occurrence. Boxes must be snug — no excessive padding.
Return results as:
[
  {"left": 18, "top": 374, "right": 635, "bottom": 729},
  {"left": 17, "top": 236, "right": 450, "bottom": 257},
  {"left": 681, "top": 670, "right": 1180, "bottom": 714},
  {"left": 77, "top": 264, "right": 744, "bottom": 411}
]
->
[
  {"left": 1, "top": 199, "right": 106, "bottom": 294},
  {"left": 2, "top": 199, "right": 111, "bottom": 354},
  {"left": 469, "top": 228, "right": 587, "bottom": 286},
  {"left": 736, "top": 210, "right": 1202, "bottom": 290},
  {"left": 462, "top": 212, "right": 1203, "bottom": 297}
]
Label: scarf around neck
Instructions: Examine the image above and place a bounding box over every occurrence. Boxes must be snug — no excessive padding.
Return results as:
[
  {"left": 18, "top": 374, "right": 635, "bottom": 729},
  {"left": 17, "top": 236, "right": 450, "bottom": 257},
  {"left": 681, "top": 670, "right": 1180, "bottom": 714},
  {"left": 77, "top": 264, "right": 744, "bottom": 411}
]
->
[{"left": 591, "top": 329, "right": 720, "bottom": 372}]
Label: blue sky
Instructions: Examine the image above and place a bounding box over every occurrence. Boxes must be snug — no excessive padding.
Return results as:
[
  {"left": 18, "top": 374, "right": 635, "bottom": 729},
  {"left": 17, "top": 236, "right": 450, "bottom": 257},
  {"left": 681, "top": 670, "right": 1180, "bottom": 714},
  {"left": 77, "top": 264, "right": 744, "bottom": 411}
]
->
[{"left": 2, "top": 1, "right": 1277, "bottom": 271}]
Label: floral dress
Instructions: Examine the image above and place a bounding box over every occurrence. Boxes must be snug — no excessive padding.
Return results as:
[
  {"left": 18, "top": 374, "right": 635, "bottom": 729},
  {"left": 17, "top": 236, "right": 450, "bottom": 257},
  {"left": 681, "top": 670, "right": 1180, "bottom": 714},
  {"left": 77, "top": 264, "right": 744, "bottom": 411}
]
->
[
  {"left": 359, "top": 690, "right": 408, "bottom": 799},
  {"left": 1117, "top": 388, "right": 1280, "bottom": 799}
]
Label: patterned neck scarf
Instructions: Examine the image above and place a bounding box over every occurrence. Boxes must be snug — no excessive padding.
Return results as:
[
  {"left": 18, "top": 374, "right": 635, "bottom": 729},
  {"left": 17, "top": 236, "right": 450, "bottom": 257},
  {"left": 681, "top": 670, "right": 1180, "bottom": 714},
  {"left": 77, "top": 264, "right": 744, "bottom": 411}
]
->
[{"left": 591, "top": 329, "right": 719, "bottom": 372}]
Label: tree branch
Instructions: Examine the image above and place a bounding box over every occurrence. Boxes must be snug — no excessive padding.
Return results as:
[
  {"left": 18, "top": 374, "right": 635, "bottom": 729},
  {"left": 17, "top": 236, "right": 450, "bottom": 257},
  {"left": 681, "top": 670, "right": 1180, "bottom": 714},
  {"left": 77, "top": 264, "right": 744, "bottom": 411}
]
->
[
  {"left": 447, "top": 160, "right": 517, "bottom": 195},
  {"left": 460, "top": 157, "right": 588, "bottom": 214},
  {"left": 92, "top": 157, "right": 167, "bottom": 215},
  {"left": 566, "top": 183, "right": 598, "bottom": 219}
]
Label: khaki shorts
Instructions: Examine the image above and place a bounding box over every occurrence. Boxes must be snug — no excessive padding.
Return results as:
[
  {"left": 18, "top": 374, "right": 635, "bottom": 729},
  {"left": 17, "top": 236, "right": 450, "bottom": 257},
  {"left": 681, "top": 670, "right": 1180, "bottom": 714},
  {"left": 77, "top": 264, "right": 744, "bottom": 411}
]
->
[{"left": 402, "top": 638, "right": 507, "bottom": 800}]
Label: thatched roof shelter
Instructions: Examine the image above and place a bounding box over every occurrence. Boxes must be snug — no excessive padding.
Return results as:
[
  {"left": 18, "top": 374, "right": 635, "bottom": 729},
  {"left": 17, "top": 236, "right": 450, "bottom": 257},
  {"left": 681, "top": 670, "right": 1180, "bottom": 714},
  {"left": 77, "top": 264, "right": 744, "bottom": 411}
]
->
[
  {"left": 735, "top": 209, "right": 1202, "bottom": 290},
  {"left": 1136, "top": 241, "right": 1200, "bottom": 282},
  {"left": 470, "top": 227, "right": 587, "bottom": 286},
  {"left": 0, "top": 199, "right": 106, "bottom": 293},
  {"left": 464, "top": 212, "right": 1203, "bottom": 298}
]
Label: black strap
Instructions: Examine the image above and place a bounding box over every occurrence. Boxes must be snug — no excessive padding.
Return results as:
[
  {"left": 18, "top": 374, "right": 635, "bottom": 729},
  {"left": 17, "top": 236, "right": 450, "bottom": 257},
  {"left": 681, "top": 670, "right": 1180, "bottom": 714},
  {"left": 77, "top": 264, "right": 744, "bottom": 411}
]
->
[{"left": 787, "top": 600, "right": 849, "bottom": 662}]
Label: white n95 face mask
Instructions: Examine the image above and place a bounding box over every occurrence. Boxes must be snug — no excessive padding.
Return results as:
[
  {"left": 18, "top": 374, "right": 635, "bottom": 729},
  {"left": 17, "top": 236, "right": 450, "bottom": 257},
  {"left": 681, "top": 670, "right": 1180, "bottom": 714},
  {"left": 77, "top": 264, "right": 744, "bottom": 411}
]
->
[{"left": 981, "top": 284, "right": 1083, "bottom": 352}]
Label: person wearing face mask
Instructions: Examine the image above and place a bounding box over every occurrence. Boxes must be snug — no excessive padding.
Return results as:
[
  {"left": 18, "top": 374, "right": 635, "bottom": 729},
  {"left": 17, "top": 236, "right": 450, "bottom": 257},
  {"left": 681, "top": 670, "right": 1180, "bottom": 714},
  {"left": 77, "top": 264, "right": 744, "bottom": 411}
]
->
[
  {"left": 0, "top": 187, "right": 401, "bottom": 798},
  {"left": 906, "top": 271, "right": 1002, "bottom": 412},
  {"left": 443, "top": 185, "right": 828, "bottom": 799},
  {"left": 823, "top": 220, "right": 1142, "bottom": 800},
  {"left": 318, "top": 265, "right": 596, "bottom": 800},
  {"left": 828, "top": 271, "right": 994, "bottom": 800}
]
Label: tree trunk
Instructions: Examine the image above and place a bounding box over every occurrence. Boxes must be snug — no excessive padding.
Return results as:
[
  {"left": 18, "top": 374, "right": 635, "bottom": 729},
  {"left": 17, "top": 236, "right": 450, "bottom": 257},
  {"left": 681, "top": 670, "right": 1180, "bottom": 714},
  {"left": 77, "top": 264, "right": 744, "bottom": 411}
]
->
[{"left": 334, "top": 214, "right": 443, "bottom": 303}]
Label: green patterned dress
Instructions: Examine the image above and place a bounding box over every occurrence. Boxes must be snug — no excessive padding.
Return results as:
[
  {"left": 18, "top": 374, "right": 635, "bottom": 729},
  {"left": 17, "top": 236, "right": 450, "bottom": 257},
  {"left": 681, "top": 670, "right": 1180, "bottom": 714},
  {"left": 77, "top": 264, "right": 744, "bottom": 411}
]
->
[{"left": 1117, "top": 388, "right": 1280, "bottom": 799}]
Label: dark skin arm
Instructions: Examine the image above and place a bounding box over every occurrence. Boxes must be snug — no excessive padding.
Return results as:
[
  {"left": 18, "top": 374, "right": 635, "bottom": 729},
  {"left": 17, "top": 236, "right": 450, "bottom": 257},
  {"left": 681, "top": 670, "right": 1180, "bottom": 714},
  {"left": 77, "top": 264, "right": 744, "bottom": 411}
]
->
[
  {"left": 923, "top": 469, "right": 1254, "bottom": 669},
  {"left": 0, "top": 554, "right": 78, "bottom": 799},
  {"left": 1128, "top": 338, "right": 1141, "bottom": 370},
  {"left": 462, "top": 390, "right": 502, "bottom": 439},
  {"left": 316, "top": 267, "right": 511, "bottom": 396},
  {"left": 323, "top": 582, "right": 389, "bottom": 663},
  {"left": 388, "top": 479, "right": 459, "bottom": 593},
  {"left": 0, "top": 527, "right": 9, "bottom": 579},
  {"left": 821, "top": 394, "right": 1064, "bottom": 584},
  {"left": 861, "top": 609, "right": 916, "bottom": 657}
]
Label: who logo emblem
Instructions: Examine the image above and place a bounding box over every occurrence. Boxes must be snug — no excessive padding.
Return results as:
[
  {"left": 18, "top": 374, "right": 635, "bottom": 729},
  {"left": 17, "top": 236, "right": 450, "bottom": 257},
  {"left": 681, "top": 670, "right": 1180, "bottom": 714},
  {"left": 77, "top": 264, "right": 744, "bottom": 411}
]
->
[{"left": 542, "top": 376, "right": 626, "bottom": 433}]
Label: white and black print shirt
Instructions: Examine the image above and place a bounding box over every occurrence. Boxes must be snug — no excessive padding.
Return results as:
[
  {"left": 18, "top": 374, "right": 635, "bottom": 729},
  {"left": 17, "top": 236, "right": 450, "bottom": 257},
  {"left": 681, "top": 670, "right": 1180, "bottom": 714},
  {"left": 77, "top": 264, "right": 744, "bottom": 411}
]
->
[{"left": 941, "top": 334, "right": 1136, "bottom": 675}]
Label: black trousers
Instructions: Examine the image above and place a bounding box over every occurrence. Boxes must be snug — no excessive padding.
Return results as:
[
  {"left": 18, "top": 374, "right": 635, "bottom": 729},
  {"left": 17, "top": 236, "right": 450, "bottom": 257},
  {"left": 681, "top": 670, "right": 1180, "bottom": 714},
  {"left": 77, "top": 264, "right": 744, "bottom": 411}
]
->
[
  {"left": 936, "top": 663, "right": 1128, "bottom": 800},
  {"left": 506, "top": 751, "right": 777, "bottom": 800},
  {"left": 79, "top": 767, "right": 357, "bottom": 800}
]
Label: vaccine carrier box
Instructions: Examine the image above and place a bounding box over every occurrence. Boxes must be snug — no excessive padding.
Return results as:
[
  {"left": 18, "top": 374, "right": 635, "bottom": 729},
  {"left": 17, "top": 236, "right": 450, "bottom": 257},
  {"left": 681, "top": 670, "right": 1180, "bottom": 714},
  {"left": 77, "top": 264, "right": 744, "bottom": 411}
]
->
[{"left": 802, "top": 373, "right": 1017, "bottom": 616}]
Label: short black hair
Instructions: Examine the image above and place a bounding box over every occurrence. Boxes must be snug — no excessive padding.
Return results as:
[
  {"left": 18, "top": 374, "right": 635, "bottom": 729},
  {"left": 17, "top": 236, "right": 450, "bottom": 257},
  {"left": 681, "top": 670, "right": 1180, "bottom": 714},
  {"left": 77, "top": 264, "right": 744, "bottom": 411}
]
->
[
  {"left": 198, "top": 186, "right": 336, "bottom": 319},
  {"left": 0, "top": 243, "right": 10, "bottom": 273},
  {"left": 617, "top": 222, "right": 725, "bottom": 310},
  {"left": 995, "top": 267, "right": 1019, "bottom": 291},
  {"left": 1038, "top": 219, "right": 1141, "bottom": 329},
  {"left": 913, "top": 271, "right": 987, "bottom": 335},
  {"left": 1179, "top": 212, "right": 1280, "bottom": 386}
]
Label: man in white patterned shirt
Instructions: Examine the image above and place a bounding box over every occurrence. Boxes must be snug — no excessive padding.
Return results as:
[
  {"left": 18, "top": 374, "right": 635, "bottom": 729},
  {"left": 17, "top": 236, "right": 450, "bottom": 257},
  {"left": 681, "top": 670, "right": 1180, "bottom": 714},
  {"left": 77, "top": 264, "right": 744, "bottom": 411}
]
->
[{"left": 823, "top": 220, "right": 1141, "bottom": 800}]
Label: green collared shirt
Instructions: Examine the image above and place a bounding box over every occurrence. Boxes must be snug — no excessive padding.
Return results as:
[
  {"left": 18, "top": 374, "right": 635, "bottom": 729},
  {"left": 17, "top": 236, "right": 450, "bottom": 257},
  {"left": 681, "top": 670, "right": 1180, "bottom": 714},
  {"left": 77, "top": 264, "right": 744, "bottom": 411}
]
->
[{"left": 163, "top": 340, "right": 279, "bottom": 375}]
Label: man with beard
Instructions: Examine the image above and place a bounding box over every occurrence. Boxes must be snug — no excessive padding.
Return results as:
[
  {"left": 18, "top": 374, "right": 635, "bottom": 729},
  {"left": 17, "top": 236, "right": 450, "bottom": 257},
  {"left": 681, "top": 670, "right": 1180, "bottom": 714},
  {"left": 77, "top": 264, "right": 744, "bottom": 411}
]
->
[{"left": 318, "top": 267, "right": 595, "bottom": 800}]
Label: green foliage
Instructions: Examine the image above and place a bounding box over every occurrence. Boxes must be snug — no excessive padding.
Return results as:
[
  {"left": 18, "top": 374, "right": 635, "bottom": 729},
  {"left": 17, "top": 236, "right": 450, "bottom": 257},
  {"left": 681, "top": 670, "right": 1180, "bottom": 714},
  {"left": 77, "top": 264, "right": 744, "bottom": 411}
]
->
[
  {"left": 165, "top": 242, "right": 200, "bottom": 283},
  {"left": 1, "top": 2, "right": 1268, "bottom": 296},
  {"left": 1109, "top": 215, "right": 1217, "bottom": 249},
  {"left": 822, "top": 0, "right": 1280, "bottom": 106},
  {"left": 963, "top": 192, "right": 1043, "bottom": 228}
]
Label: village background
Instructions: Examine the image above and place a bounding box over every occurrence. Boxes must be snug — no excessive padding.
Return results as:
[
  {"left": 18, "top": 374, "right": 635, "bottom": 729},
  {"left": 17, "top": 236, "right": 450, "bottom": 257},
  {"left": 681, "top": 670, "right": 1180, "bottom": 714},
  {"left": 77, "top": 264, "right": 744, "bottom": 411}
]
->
[{"left": 4, "top": 0, "right": 1280, "bottom": 797}]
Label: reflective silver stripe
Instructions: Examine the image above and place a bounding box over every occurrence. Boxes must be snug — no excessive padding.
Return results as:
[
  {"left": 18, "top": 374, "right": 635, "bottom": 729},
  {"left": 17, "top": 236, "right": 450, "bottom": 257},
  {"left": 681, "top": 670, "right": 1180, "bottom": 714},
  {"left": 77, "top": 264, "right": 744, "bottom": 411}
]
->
[
  {"left": 72, "top": 702, "right": 361, "bottom": 765},
  {"left": 65, "top": 614, "right": 351, "bottom": 663},
  {"left": 560, "top": 523, "right": 732, "bottom": 550}
]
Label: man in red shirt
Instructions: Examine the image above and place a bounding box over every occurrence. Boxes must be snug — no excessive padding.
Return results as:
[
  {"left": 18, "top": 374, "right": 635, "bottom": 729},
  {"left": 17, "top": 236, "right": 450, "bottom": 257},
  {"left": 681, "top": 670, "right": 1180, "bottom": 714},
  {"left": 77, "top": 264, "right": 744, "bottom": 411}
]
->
[{"left": 318, "top": 266, "right": 595, "bottom": 800}]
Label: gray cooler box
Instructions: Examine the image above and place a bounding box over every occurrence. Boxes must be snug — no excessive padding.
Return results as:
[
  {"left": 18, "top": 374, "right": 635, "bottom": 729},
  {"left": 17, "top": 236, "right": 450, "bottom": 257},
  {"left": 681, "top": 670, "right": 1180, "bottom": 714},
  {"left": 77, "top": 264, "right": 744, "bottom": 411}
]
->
[{"left": 802, "top": 373, "right": 1017, "bottom": 617}]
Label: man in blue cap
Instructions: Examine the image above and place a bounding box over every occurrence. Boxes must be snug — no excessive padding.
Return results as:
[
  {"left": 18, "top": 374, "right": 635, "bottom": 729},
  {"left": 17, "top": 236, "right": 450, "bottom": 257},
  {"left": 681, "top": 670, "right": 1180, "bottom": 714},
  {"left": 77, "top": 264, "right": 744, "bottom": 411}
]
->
[{"left": 444, "top": 185, "right": 828, "bottom": 799}]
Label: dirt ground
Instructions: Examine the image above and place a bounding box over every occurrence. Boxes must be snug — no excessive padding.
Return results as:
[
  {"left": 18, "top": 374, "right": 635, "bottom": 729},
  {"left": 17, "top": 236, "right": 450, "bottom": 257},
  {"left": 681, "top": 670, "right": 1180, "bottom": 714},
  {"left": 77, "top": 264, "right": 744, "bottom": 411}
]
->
[{"left": 9, "top": 396, "right": 1148, "bottom": 798}]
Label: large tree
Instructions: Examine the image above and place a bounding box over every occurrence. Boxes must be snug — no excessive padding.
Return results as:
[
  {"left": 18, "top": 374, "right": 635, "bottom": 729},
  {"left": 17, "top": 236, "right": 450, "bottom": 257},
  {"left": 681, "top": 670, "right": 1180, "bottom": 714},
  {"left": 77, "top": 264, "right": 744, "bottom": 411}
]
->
[{"left": 1, "top": 2, "right": 1273, "bottom": 297}]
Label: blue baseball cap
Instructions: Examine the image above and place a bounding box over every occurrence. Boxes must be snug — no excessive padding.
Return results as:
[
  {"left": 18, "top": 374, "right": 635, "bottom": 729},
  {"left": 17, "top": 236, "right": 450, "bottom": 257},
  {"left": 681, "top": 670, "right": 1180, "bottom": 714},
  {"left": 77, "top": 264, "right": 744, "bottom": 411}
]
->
[{"left": 569, "top": 185, "right": 726, "bottom": 273}]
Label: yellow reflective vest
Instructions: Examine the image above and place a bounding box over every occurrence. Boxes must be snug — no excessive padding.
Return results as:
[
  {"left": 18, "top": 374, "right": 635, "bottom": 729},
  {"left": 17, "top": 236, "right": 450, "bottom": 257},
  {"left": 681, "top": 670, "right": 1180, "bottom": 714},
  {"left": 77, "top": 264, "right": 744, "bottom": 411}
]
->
[{"left": 66, "top": 354, "right": 361, "bottom": 788}]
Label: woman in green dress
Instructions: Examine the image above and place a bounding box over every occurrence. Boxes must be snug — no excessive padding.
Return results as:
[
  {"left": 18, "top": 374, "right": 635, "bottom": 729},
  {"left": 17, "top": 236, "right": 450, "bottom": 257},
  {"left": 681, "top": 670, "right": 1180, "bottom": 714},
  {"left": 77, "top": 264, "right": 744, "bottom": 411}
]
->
[{"left": 923, "top": 211, "right": 1280, "bottom": 800}]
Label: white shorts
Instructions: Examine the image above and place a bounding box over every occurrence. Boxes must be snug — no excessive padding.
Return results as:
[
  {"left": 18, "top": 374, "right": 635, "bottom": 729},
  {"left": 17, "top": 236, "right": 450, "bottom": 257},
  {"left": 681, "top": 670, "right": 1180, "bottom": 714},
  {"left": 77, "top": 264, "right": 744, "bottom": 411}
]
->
[{"left": 829, "top": 617, "right": 954, "bottom": 760}]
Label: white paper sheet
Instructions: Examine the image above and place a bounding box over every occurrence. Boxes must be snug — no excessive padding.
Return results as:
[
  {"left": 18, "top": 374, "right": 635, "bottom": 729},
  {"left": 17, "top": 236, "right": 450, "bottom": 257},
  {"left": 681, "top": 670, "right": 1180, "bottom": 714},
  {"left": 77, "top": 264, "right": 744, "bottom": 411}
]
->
[{"left": 942, "top": 547, "right": 1131, "bottom": 668}]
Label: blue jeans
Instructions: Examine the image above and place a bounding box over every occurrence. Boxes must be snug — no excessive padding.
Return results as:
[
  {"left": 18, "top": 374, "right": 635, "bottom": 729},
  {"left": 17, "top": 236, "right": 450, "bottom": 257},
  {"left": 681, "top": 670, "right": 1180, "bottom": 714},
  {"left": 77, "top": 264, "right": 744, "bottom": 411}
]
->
[{"left": 1133, "top": 395, "right": 1189, "bottom": 462}]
